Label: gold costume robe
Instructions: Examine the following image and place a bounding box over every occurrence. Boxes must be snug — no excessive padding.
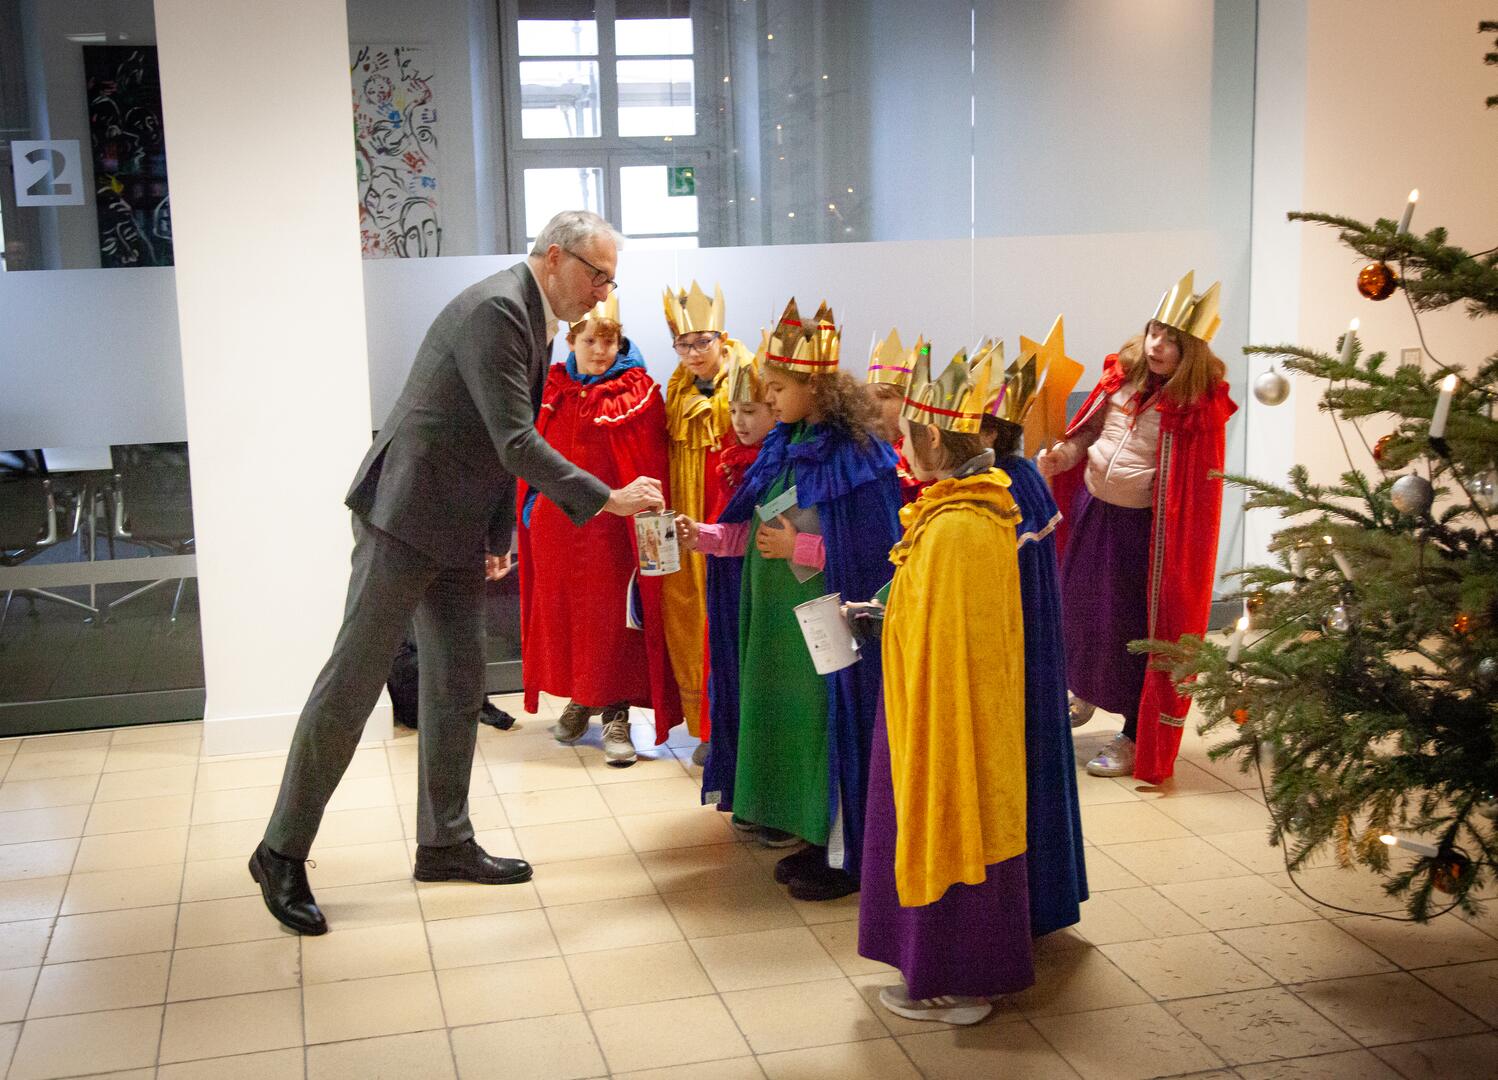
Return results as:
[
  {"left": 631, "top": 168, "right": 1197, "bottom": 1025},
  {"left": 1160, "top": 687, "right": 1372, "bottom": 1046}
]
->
[
  {"left": 883, "top": 470, "right": 1027, "bottom": 907},
  {"left": 661, "top": 342, "right": 746, "bottom": 733}
]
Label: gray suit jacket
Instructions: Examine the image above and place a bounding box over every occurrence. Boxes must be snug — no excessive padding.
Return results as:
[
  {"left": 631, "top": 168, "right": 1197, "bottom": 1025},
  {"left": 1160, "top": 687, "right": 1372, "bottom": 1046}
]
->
[{"left": 346, "top": 262, "right": 611, "bottom": 566}]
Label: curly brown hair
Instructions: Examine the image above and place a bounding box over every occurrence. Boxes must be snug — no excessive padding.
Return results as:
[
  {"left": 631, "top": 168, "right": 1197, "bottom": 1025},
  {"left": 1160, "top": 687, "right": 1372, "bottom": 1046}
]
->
[{"left": 765, "top": 362, "right": 874, "bottom": 445}]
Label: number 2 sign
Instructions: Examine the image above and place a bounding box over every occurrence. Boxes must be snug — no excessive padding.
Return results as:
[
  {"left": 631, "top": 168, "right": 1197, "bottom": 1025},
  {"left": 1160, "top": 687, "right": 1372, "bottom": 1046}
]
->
[{"left": 12, "top": 140, "right": 86, "bottom": 207}]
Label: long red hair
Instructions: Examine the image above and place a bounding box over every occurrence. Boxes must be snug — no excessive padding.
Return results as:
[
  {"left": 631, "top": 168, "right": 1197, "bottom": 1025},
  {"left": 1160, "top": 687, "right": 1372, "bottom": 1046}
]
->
[{"left": 1118, "top": 321, "right": 1225, "bottom": 406}]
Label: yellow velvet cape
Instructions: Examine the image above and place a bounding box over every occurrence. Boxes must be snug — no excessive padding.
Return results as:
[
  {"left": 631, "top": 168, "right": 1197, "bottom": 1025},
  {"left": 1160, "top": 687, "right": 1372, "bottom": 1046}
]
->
[
  {"left": 660, "top": 340, "right": 747, "bottom": 733},
  {"left": 882, "top": 469, "right": 1028, "bottom": 907}
]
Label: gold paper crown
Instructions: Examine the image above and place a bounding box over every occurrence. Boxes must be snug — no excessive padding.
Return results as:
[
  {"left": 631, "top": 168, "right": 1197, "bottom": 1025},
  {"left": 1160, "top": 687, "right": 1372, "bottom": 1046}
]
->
[
  {"left": 568, "top": 293, "right": 620, "bottom": 336},
  {"left": 866, "top": 328, "right": 914, "bottom": 387},
  {"left": 1152, "top": 270, "right": 1222, "bottom": 343},
  {"left": 662, "top": 282, "right": 725, "bottom": 338},
  {"left": 765, "top": 299, "right": 841, "bottom": 376},
  {"left": 727, "top": 332, "right": 768, "bottom": 403},
  {"left": 902, "top": 345, "right": 995, "bottom": 434},
  {"left": 967, "top": 339, "right": 1004, "bottom": 409},
  {"left": 990, "top": 347, "right": 1048, "bottom": 426}
]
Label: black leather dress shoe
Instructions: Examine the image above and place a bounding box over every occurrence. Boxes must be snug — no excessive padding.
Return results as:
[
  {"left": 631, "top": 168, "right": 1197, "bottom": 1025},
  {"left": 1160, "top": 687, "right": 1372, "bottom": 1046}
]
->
[
  {"left": 248, "top": 841, "right": 328, "bottom": 935},
  {"left": 414, "top": 838, "right": 533, "bottom": 884}
]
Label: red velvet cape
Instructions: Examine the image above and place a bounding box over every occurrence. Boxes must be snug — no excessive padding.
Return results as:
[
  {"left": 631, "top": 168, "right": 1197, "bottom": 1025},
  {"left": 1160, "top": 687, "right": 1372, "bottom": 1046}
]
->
[
  {"left": 1051, "top": 355, "right": 1236, "bottom": 783},
  {"left": 517, "top": 364, "right": 681, "bottom": 728},
  {"left": 892, "top": 436, "right": 929, "bottom": 505}
]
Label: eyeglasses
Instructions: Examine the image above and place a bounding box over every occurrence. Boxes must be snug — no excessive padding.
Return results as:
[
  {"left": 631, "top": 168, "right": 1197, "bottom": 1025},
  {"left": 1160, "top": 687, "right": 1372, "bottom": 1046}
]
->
[
  {"left": 673, "top": 333, "right": 721, "bottom": 356},
  {"left": 563, "top": 248, "right": 617, "bottom": 292}
]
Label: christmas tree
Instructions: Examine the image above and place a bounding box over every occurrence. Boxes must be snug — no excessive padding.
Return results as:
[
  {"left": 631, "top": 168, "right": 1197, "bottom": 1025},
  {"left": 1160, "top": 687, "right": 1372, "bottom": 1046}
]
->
[{"left": 1149, "top": 20, "right": 1498, "bottom": 921}]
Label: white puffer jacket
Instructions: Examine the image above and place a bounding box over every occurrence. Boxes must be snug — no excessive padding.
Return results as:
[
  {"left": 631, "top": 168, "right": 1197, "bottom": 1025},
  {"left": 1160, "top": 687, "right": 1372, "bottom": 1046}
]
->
[{"left": 1049, "top": 386, "right": 1161, "bottom": 509}]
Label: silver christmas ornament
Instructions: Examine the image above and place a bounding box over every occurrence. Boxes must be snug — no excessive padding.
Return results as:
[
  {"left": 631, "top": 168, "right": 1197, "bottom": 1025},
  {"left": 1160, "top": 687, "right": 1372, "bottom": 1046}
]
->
[
  {"left": 1253, "top": 368, "right": 1290, "bottom": 407},
  {"left": 1477, "top": 657, "right": 1497, "bottom": 686},
  {"left": 1467, "top": 468, "right": 1497, "bottom": 512},
  {"left": 1324, "top": 604, "right": 1352, "bottom": 634},
  {"left": 1391, "top": 473, "right": 1435, "bottom": 515}
]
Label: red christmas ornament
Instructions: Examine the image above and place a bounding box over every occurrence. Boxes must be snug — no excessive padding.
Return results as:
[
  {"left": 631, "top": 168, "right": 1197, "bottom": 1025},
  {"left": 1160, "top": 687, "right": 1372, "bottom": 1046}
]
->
[
  {"left": 1232, "top": 708, "right": 1250, "bottom": 726},
  {"left": 1453, "top": 612, "right": 1474, "bottom": 635},
  {"left": 1373, "top": 434, "right": 1395, "bottom": 463},
  {"left": 1357, "top": 261, "right": 1398, "bottom": 301},
  {"left": 1431, "top": 851, "right": 1472, "bottom": 895}
]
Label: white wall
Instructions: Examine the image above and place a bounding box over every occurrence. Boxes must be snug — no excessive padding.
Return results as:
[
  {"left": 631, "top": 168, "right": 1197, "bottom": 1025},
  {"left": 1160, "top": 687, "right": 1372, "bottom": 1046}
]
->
[
  {"left": 1244, "top": 0, "right": 1306, "bottom": 569},
  {"left": 1242, "top": 0, "right": 1498, "bottom": 572},
  {"left": 365, "top": 228, "right": 1225, "bottom": 412},
  {"left": 156, "top": 0, "right": 384, "bottom": 756}
]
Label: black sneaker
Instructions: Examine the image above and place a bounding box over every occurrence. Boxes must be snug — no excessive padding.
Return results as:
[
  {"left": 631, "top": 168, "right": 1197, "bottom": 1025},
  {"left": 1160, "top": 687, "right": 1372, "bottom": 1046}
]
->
[
  {"left": 774, "top": 844, "right": 824, "bottom": 884},
  {"left": 788, "top": 862, "right": 859, "bottom": 902}
]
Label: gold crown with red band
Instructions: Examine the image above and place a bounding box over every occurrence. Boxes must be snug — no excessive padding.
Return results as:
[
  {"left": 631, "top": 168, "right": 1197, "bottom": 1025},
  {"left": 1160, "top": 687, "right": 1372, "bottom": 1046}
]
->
[
  {"left": 902, "top": 343, "right": 995, "bottom": 435},
  {"left": 765, "top": 299, "right": 841, "bottom": 376},
  {"left": 866, "top": 328, "right": 918, "bottom": 388}
]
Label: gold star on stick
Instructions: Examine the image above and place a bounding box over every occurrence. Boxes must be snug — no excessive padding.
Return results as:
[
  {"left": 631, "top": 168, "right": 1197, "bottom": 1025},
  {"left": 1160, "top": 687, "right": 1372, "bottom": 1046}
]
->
[{"left": 1018, "top": 315, "right": 1084, "bottom": 455}]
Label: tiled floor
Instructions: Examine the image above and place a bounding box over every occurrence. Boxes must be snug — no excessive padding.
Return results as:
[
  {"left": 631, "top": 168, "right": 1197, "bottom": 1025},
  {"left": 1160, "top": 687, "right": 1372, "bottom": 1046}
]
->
[{"left": 0, "top": 697, "right": 1495, "bottom": 1079}]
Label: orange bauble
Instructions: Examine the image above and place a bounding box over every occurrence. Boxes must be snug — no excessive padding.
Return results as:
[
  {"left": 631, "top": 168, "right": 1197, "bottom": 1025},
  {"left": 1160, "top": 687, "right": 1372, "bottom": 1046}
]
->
[
  {"left": 1357, "top": 261, "right": 1398, "bottom": 301},
  {"left": 1232, "top": 708, "right": 1250, "bottom": 725},
  {"left": 1453, "top": 612, "right": 1475, "bottom": 635},
  {"left": 1373, "top": 434, "right": 1395, "bottom": 463}
]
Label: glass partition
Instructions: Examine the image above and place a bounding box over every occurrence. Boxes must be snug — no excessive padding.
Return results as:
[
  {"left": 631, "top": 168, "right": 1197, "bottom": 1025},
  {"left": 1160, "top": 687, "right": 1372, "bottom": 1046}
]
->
[
  {"left": 346, "top": 0, "right": 1258, "bottom": 691},
  {"left": 0, "top": 1, "right": 202, "bottom": 734},
  {"left": 352, "top": 0, "right": 1255, "bottom": 579}
]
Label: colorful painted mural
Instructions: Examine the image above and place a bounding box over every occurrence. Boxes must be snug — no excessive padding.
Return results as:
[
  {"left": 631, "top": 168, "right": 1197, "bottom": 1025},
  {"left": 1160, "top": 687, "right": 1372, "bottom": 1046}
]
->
[
  {"left": 352, "top": 45, "right": 440, "bottom": 259},
  {"left": 83, "top": 46, "right": 172, "bottom": 268}
]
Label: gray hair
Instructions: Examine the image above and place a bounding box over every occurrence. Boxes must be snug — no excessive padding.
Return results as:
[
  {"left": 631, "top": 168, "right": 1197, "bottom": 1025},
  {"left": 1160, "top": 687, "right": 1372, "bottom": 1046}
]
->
[{"left": 530, "top": 210, "right": 624, "bottom": 256}]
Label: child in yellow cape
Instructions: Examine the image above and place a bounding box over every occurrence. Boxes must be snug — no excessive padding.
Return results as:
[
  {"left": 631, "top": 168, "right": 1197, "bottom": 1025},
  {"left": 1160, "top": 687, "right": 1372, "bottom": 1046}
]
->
[{"left": 857, "top": 346, "right": 1033, "bottom": 1026}]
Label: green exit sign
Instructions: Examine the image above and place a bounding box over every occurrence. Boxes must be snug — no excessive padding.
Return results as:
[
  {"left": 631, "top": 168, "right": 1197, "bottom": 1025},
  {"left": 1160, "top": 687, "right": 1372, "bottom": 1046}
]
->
[{"left": 667, "top": 165, "right": 696, "bottom": 197}]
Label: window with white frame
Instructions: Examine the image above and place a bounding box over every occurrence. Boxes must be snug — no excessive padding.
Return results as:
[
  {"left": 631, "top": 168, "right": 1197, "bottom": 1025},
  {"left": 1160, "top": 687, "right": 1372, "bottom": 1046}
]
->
[{"left": 501, "top": 0, "right": 722, "bottom": 250}]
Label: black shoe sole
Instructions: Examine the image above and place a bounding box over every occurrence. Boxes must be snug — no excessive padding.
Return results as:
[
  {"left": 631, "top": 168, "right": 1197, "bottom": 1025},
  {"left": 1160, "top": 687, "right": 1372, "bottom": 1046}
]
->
[
  {"left": 785, "top": 864, "right": 860, "bottom": 902},
  {"left": 248, "top": 851, "right": 329, "bottom": 935},
  {"left": 412, "top": 865, "right": 535, "bottom": 885},
  {"left": 773, "top": 846, "right": 822, "bottom": 885}
]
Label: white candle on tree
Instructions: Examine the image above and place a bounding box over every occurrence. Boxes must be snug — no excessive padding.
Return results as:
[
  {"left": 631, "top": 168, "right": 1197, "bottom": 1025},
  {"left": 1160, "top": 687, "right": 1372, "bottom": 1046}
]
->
[
  {"left": 1324, "top": 535, "right": 1355, "bottom": 581},
  {"left": 1430, "top": 373, "right": 1458, "bottom": 439},
  {"left": 1380, "top": 832, "right": 1439, "bottom": 858},
  {"left": 1397, "top": 188, "right": 1419, "bottom": 235},
  {"left": 1226, "top": 614, "right": 1249, "bottom": 663},
  {"left": 1338, "top": 319, "right": 1359, "bottom": 365}
]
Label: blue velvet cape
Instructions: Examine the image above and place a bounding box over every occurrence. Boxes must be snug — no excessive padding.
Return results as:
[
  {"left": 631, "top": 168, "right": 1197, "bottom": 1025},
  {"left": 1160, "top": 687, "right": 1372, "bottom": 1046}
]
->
[
  {"left": 701, "top": 421, "right": 901, "bottom": 879},
  {"left": 1003, "top": 454, "right": 1089, "bottom": 935}
]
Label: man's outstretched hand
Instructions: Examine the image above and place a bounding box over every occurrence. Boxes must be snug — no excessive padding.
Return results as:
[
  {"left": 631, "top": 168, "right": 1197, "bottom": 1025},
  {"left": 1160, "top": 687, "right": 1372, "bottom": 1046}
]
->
[{"left": 604, "top": 476, "right": 664, "bottom": 517}]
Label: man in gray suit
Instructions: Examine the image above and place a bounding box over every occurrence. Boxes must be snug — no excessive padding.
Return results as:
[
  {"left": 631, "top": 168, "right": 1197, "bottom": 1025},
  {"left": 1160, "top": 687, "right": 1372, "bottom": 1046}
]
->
[{"left": 250, "top": 211, "right": 661, "bottom": 935}]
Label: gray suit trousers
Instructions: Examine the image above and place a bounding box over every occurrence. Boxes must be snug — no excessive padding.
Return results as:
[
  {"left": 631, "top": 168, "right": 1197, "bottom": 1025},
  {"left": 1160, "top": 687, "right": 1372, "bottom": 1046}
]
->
[{"left": 264, "top": 515, "right": 485, "bottom": 860}]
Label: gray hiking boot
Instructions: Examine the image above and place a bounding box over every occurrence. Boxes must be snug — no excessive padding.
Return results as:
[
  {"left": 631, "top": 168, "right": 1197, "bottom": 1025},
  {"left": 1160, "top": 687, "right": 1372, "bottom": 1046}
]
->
[{"left": 550, "top": 702, "right": 592, "bottom": 744}]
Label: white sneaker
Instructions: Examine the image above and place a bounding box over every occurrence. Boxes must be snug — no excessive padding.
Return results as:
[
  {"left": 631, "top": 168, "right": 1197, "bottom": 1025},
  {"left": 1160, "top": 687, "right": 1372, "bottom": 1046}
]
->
[
  {"left": 600, "top": 707, "right": 637, "bottom": 768},
  {"left": 878, "top": 984, "right": 992, "bottom": 1025},
  {"left": 1085, "top": 732, "right": 1136, "bottom": 777},
  {"left": 1068, "top": 695, "right": 1097, "bottom": 729}
]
